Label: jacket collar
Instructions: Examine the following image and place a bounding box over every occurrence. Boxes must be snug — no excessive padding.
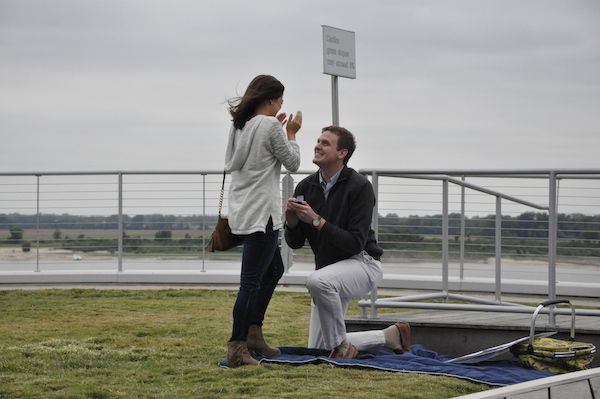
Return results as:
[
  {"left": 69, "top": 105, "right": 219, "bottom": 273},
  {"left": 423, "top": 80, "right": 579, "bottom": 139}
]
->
[{"left": 309, "top": 165, "right": 350, "bottom": 186}]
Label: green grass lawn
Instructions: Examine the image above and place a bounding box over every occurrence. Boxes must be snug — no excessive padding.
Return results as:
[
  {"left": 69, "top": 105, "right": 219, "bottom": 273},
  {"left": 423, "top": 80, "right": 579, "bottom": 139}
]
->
[{"left": 0, "top": 288, "right": 490, "bottom": 398}]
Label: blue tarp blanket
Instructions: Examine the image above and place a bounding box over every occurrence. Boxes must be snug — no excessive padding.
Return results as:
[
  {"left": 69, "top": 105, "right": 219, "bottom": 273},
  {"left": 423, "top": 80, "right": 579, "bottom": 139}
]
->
[{"left": 219, "top": 345, "right": 556, "bottom": 387}]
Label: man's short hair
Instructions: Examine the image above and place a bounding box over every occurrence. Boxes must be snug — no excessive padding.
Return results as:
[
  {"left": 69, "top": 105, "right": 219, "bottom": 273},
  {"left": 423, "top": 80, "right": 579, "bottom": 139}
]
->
[{"left": 322, "top": 126, "right": 356, "bottom": 165}]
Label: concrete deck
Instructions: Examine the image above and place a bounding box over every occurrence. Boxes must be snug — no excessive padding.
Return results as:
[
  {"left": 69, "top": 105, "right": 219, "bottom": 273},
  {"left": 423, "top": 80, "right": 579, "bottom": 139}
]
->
[
  {"left": 453, "top": 367, "right": 600, "bottom": 398},
  {"left": 346, "top": 309, "right": 600, "bottom": 368},
  {"left": 347, "top": 304, "right": 599, "bottom": 397}
]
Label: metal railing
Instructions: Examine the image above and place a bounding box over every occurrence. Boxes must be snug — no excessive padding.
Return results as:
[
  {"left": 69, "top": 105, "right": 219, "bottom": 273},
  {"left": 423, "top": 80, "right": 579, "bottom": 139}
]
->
[
  {"left": 0, "top": 171, "right": 225, "bottom": 272},
  {"left": 1, "top": 169, "right": 599, "bottom": 321},
  {"left": 352, "top": 169, "right": 600, "bottom": 322}
]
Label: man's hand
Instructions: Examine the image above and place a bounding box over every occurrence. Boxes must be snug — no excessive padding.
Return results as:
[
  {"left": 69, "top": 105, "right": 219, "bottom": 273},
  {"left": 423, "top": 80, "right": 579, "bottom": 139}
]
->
[
  {"left": 285, "top": 198, "right": 301, "bottom": 228},
  {"left": 286, "top": 197, "right": 319, "bottom": 225}
]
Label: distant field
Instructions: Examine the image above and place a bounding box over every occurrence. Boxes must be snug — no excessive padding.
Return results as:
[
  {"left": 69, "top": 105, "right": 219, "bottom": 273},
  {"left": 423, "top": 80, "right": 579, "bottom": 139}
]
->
[{"left": 16, "top": 229, "right": 209, "bottom": 241}]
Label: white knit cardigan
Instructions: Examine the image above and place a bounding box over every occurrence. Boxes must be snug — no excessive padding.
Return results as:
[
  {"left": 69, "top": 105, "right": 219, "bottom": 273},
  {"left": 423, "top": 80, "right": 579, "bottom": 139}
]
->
[{"left": 224, "top": 114, "right": 301, "bottom": 234}]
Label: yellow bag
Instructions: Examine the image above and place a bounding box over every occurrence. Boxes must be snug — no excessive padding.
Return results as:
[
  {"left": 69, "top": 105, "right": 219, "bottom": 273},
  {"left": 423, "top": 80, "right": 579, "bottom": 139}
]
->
[
  {"left": 511, "top": 336, "right": 595, "bottom": 373},
  {"left": 510, "top": 300, "right": 595, "bottom": 374}
]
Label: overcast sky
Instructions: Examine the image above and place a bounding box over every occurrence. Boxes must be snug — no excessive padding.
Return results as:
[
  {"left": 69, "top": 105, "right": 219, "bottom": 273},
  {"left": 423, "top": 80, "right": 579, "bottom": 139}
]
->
[{"left": 1, "top": 0, "right": 599, "bottom": 174}]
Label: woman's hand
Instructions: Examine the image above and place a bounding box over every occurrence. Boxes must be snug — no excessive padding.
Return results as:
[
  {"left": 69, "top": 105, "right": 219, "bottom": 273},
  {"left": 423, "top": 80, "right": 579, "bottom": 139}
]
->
[
  {"left": 286, "top": 111, "right": 302, "bottom": 139},
  {"left": 276, "top": 112, "right": 287, "bottom": 124}
]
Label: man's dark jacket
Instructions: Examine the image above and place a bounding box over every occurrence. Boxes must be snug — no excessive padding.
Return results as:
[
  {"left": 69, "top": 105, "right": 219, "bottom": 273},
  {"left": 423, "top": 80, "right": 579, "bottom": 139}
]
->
[{"left": 284, "top": 166, "right": 383, "bottom": 269}]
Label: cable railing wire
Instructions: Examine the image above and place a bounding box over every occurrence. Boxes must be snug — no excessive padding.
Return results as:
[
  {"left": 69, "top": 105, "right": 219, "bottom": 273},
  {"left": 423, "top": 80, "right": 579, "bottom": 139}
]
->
[{"left": 1, "top": 170, "right": 599, "bottom": 306}]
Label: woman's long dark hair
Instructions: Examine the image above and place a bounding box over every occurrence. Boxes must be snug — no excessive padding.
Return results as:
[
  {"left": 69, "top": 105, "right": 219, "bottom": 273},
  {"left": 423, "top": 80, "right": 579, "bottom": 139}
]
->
[{"left": 228, "top": 75, "right": 284, "bottom": 129}]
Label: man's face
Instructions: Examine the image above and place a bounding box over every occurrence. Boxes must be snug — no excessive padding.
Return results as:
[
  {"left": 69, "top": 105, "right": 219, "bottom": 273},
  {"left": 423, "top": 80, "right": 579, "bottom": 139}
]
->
[{"left": 312, "top": 130, "right": 346, "bottom": 168}]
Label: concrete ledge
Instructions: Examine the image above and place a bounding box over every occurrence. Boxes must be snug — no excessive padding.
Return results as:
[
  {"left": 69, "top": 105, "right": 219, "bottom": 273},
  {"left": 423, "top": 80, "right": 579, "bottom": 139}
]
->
[
  {"left": 0, "top": 270, "right": 243, "bottom": 285},
  {"left": 1, "top": 271, "right": 599, "bottom": 298},
  {"left": 453, "top": 367, "right": 600, "bottom": 398},
  {"left": 378, "top": 274, "right": 600, "bottom": 297},
  {"left": 116, "top": 270, "right": 242, "bottom": 284},
  {"left": 0, "top": 271, "right": 120, "bottom": 284}
]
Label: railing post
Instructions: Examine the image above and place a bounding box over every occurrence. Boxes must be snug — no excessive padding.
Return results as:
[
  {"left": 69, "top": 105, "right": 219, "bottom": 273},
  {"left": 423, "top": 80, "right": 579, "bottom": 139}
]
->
[
  {"left": 371, "top": 171, "right": 379, "bottom": 239},
  {"left": 495, "top": 196, "right": 502, "bottom": 302},
  {"left": 548, "top": 171, "right": 558, "bottom": 326},
  {"left": 460, "top": 175, "right": 466, "bottom": 282},
  {"left": 281, "top": 173, "right": 294, "bottom": 272},
  {"left": 201, "top": 174, "right": 206, "bottom": 273},
  {"left": 35, "top": 175, "right": 40, "bottom": 273},
  {"left": 442, "top": 178, "right": 449, "bottom": 300},
  {"left": 367, "top": 171, "right": 379, "bottom": 318},
  {"left": 117, "top": 172, "right": 123, "bottom": 272}
]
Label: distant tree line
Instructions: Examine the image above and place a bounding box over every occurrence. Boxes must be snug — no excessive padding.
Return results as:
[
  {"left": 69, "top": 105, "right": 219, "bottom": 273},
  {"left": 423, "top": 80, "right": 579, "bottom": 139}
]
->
[
  {"left": 54, "top": 231, "right": 208, "bottom": 254},
  {"left": 378, "top": 211, "right": 600, "bottom": 258},
  {"left": 378, "top": 211, "right": 600, "bottom": 240},
  {"left": 2, "top": 211, "right": 598, "bottom": 257},
  {"left": 0, "top": 213, "right": 217, "bottom": 231},
  {"left": 2, "top": 211, "right": 599, "bottom": 239}
]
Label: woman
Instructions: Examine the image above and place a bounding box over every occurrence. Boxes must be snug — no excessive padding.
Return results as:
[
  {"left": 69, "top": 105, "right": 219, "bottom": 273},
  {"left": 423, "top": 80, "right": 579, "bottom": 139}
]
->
[{"left": 224, "top": 75, "right": 302, "bottom": 367}]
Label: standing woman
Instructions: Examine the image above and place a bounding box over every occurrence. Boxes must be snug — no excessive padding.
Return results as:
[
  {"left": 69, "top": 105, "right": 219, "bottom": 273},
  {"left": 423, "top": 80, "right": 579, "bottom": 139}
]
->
[{"left": 224, "top": 75, "right": 302, "bottom": 367}]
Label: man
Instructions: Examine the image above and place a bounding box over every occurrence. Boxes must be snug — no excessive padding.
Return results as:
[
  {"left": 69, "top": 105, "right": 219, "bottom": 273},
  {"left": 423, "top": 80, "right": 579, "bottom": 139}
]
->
[{"left": 284, "top": 126, "right": 410, "bottom": 359}]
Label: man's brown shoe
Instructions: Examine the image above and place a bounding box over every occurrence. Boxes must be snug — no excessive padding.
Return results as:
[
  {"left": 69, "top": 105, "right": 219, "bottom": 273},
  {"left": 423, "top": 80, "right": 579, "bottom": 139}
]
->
[
  {"left": 394, "top": 321, "right": 411, "bottom": 354},
  {"left": 330, "top": 343, "right": 358, "bottom": 359}
]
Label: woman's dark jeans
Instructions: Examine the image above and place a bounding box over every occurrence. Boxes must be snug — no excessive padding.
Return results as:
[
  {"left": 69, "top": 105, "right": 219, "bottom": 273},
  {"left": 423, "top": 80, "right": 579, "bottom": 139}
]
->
[{"left": 230, "top": 218, "right": 284, "bottom": 342}]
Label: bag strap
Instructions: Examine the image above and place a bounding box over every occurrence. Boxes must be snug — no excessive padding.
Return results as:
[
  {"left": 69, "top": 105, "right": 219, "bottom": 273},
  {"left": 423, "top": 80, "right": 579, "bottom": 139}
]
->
[{"left": 218, "top": 170, "right": 226, "bottom": 217}]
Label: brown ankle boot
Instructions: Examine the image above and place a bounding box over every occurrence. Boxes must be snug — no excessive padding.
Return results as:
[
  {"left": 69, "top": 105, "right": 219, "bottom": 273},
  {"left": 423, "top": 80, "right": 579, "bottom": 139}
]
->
[
  {"left": 247, "top": 325, "right": 281, "bottom": 357},
  {"left": 227, "top": 340, "right": 259, "bottom": 368}
]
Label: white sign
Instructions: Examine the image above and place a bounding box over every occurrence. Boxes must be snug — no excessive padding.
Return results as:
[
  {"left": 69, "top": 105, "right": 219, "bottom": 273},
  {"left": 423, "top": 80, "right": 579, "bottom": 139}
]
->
[{"left": 322, "top": 25, "right": 356, "bottom": 79}]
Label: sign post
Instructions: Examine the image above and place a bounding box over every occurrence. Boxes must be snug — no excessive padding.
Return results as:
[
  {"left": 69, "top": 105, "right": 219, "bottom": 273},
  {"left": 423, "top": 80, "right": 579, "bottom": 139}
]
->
[{"left": 322, "top": 25, "right": 356, "bottom": 126}]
